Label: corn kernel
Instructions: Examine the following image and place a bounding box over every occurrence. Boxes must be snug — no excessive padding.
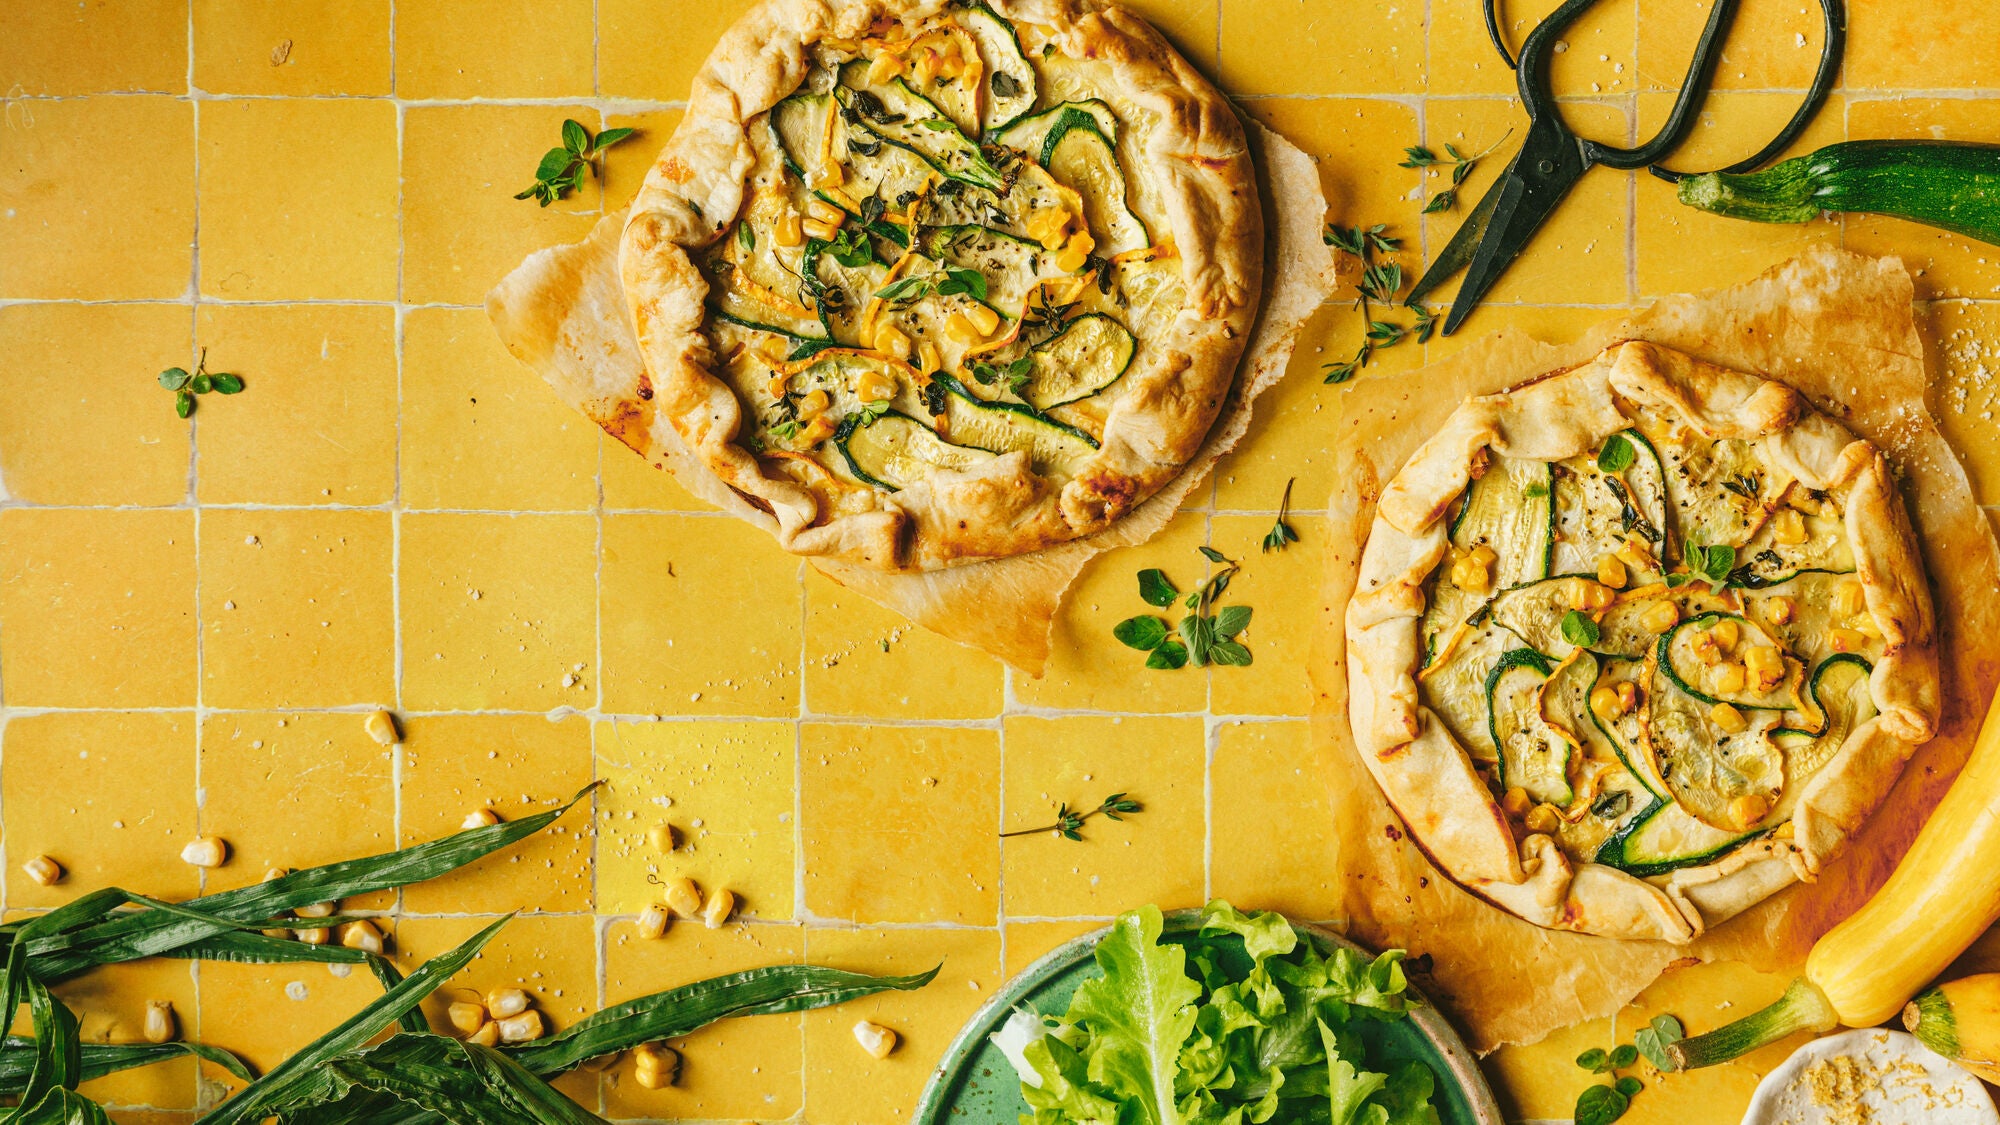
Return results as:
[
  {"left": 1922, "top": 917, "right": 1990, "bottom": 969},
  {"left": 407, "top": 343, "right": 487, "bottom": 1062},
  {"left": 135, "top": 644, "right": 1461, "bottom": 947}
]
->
[
  {"left": 1692, "top": 631, "right": 1722, "bottom": 665},
  {"left": 702, "top": 887, "right": 736, "bottom": 929},
  {"left": 1835, "top": 579, "right": 1867, "bottom": 618},
  {"left": 1066, "top": 228, "right": 1096, "bottom": 257},
  {"left": 799, "top": 414, "right": 837, "bottom": 445},
  {"left": 662, "top": 876, "right": 704, "bottom": 919},
  {"left": 1770, "top": 508, "right": 1808, "bottom": 546},
  {"left": 1711, "top": 619, "right": 1741, "bottom": 650},
  {"left": 461, "top": 808, "right": 500, "bottom": 830},
  {"left": 1730, "top": 793, "right": 1770, "bottom": 829},
  {"left": 296, "top": 925, "right": 331, "bottom": 946},
  {"left": 808, "top": 162, "right": 843, "bottom": 190},
  {"left": 1712, "top": 663, "right": 1747, "bottom": 694},
  {"left": 1468, "top": 544, "right": 1498, "bottom": 565},
  {"left": 945, "top": 313, "right": 981, "bottom": 344},
  {"left": 467, "top": 1021, "right": 500, "bottom": 1047},
  {"left": 801, "top": 216, "right": 839, "bottom": 241},
  {"left": 1524, "top": 804, "right": 1562, "bottom": 835},
  {"left": 181, "top": 837, "right": 229, "bottom": 869},
  {"left": 1776, "top": 820, "right": 1797, "bottom": 839},
  {"left": 364, "top": 709, "right": 400, "bottom": 745},
  {"left": 857, "top": 370, "right": 896, "bottom": 402},
  {"left": 1709, "top": 702, "right": 1748, "bottom": 733},
  {"left": 1025, "top": 207, "right": 1065, "bottom": 243},
  {"left": 854, "top": 1020, "right": 900, "bottom": 1060},
  {"left": 1596, "top": 555, "right": 1628, "bottom": 590},
  {"left": 913, "top": 48, "right": 939, "bottom": 83},
  {"left": 1055, "top": 241, "right": 1089, "bottom": 273},
  {"left": 917, "top": 341, "right": 941, "bottom": 376},
  {"left": 22, "top": 855, "right": 62, "bottom": 887},
  {"left": 636, "top": 904, "right": 670, "bottom": 940},
  {"left": 798, "top": 389, "right": 831, "bottom": 417},
  {"left": 1854, "top": 614, "right": 1883, "bottom": 639},
  {"left": 1590, "top": 685, "right": 1626, "bottom": 720},
  {"left": 1828, "top": 627, "right": 1867, "bottom": 653},
  {"left": 772, "top": 211, "right": 805, "bottom": 247},
  {"left": 966, "top": 303, "right": 1001, "bottom": 336},
  {"left": 647, "top": 824, "right": 677, "bottom": 853},
  {"left": 340, "top": 919, "right": 384, "bottom": 955},
  {"left": 497, "top": 1011, "right": 545, "bottom": 1044},
  {"left": 1500, "top": 787, "right": 1533, "bottom": 818},
  {"left": 1616, "top": 681, "right": 1638, "bottom": 710},
  {"left": 1641, "top": 600, "right": 1680, "bottom": 634},
  {"left": 806, "top": 198, "right": 845, "bottom": 226},
  {"left": 633, "top": 1042, "right": 681, "bottom": 1089},
  {"left": 449, "top": 1001, "right": 488, "bottom": 1035},
  {"left": 1768, "top": 596, "right": 1796, "bottom": 625},
  {"left": 1583, "top": 582, "right": 1616, "bottom": 610},
  {"left": 144, "top": 1000, "right": 177, "bottom": 1045},
  {"left": 295, "top": 899, "right": 337, "bottom": 919},
  {"left": 485, "top": 988, "right": 530, "bottom": 1019},
  {"left": 873, "top": 324, "right": 912, "bottom": 360},
  {"left": 1449, "top": 555, "right": 1491, "bottom": 595},
  {"left": 867, "top": 53, "right": 905, "bottom": 83}
]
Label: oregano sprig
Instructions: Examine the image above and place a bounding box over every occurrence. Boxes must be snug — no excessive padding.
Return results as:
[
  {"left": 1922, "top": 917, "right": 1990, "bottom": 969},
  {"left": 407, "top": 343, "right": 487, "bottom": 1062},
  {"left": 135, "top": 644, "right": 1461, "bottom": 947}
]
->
[
  {"left": 1262, "top": 478, "right": 1300, "bottom": 552},
  {"left": 1571, "top": 1016, "right": 1680, "bottom": 1124},
  {"left": 157, "top": 349, "right": 244, "bottom": 418},
  {"left": 515, "top": 118, "right": 638, "bottom": 207},
  {"left": 1000, "top": 793, "right": 1143, "bottom": 841},
  {"left": 1113, "top": 548, "right": 1253, "bottom": 669}
]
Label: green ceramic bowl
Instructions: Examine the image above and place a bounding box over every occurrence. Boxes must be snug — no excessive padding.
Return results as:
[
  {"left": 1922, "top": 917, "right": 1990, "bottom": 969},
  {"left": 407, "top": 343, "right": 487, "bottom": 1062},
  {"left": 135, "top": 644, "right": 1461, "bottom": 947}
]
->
[{"left": 914, "top": 911, "right": 1503, "bottom": 1124}]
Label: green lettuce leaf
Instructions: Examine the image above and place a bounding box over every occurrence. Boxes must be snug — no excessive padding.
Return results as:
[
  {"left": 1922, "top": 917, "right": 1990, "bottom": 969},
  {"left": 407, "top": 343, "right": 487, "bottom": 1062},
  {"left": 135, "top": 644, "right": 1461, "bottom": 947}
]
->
[
  {"left": 1321, "top": 1021, "right": 1388, "bottom": 1125},
  {"left": 1067, "top": 905, "right": 1201, "bottom": 1125}
]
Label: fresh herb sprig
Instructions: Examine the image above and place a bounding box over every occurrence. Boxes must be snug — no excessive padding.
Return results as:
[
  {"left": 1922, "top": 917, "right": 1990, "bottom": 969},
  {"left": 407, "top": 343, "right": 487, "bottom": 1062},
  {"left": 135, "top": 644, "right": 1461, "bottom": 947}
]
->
[
  {"left": 1321, "top": 224, "right": 1436, "bottom": 384},
  {"left": 1400, "top": 131, "right": 1512, "bottom": 214},
  {"left": 1113, "top": 548, "right": 1253, "bottom": 669},
  {"left": 1000, "top": 793, "right": 1143, "bottom": 841},
  {"left": 1263, "top": 478, "right": 1300, "bottom": 552},
  {"left": 874, "top": 266, "right": 987, "bottom": 304},
  {"left": 971, "top": 355, "right": 1034, "bottom": 398},
  {"left": 515, "top": 118, "right": 638, "bottom": 207},
  {"left": 157, "top": 349, "right": 244, "bottom": 418},
  {"left": 1570, "top": 1015, "right": 1682, "bottom": 1124},
  {"left": 1679, "top": 542, "right": 1736, "bottom": 588}
]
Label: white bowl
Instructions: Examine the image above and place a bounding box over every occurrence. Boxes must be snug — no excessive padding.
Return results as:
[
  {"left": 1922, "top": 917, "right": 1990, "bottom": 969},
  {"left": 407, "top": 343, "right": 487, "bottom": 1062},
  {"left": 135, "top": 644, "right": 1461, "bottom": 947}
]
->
[{"left": 1742, "top": 1028, "right": 1998, "bottom": 1125}]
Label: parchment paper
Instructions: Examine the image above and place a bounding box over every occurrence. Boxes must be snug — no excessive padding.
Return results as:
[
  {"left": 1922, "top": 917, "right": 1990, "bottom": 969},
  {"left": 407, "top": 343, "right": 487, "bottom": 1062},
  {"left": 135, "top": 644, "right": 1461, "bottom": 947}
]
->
[
  {"left": 1308, "top": 246, "right": 2000, "bottom": 1052},
  {"left": 489, "top": 121, "right": 1337, "bottom": 675}
]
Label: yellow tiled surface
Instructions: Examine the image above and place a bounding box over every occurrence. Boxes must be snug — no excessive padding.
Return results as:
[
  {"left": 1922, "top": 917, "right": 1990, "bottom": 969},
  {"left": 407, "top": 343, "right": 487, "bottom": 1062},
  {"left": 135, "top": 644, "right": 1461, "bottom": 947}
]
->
[{"left": 4, "top": 1, "right": 2000, "bottom": 1122}]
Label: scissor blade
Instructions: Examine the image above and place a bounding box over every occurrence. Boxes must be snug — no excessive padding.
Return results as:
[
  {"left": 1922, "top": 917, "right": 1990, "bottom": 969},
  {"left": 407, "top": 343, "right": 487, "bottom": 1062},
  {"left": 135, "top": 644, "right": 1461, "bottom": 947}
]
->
[
  {"left": 1440, "top": 151, "right": 1582, "bottom": 336},
  {"left": 1407, "top": 177, "right": 1505, "bottom": 308}
]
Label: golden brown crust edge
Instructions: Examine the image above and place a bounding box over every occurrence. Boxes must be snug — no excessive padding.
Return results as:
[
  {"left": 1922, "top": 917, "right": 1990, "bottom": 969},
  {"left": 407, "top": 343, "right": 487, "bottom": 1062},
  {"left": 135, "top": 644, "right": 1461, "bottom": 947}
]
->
[
  {"left": 616, "top": 0, "right": 1263, "bottom": 572},
  {"left": 1344, "top": 339, "right": 1941, "bottom": 944}
]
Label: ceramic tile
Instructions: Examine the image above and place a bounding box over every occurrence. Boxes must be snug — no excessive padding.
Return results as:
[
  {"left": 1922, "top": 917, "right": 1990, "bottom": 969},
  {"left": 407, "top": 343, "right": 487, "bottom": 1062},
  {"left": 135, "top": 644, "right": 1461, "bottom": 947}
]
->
[
  {"left": 1002, "top": 918, "right": 1103, "bottom": 976},
  {"left": 1001, "top": 715, "right": 1205, "bottom": 917},
  {"left": 602, "top": 920, "right": 804, "bottom": 1121},
  {"left": 1848, "top": 0, "right": 2000, "bottom": 92},
  {"left": 1636, "top": 0, "right": 1826, "bottom": 93},
  {"left": 198, "top": 98, "right": 399, "bottom": 301},
  {"left": 1012, "top": 509, "right": 1210, "bottom": 712},
  {"left": 1634, "top": 91, "right": 1844, "bottom": 299},
  {"left": 1220, "top": 0, "right": 1421, "bottom": 96},
  {"left": 195, "top": 711, "right": 397, "bottom": 906},
  {"left": 599, "top": 432, "right": 712, "bottom": 511},
  {"left": 0, "top": 303, "right": 192, "bottom": 506},
  {"left": 598, "top": 109, "right": 683, "bottom": 214},
  {"left": 54, "top": 957, "right": 201, "bottom": 1109},
  {"left": 401, "top": 306, "right": 599, "bottom": 512},
  {"left": 395, "top": 0, "right": 594, "bottom": 99},
  {"left": 0, "top": 508, "right": 196, "bottom": 708},
  {"left": 600, "top": 513, "right": 803, "bottom": 718},
  {"left": 395, "top": 913, "right": 599, "bottom": 1034},
  {"left": 1846, "top": 98, "right": 2000, "bottom": 300},
  {"left": 193, "top": 303, "right": 398, "bottom": 505},
  {"left": 0, "top": 95, "right": 194, "bottom": 300},
  {"left": 1, "top": 711, "right": 197, "bottom": 910},
  {"left": 1121, "top": 0, "right": 1217, "bottom": 72},
  {"left": 597, "top": 0, "right": 735, "bottom": 101},
  {"left": 1611, "top": 959, "right": 1817, "bottom": 1124},
  {"left": 1208, "top": 514, "right": 1322, "bottom": 716},
  {"left": 1238, "top": 97, "right": 1423, "bottom": 248},
  {"left": 402, "top": 104, "right": 603, "bottom": 306},
  {"left": 1420, "top": 303, "right": 1624, "bottom": 366},
  {"left": 2, "top": 0, "right": 185, "bottom": 93},
  {"left": 198, "top": 508, "right": 396, "bottom": 709},
  {"left": 1210, "top": 720, "right": 1343, "bottom": 918},
  {"left": 1429, "top": 0, "right": 1635, "bottom": 97},
  {"left": 398, "top": 712, "right": 597, "bottom": 914},
  {"left": 593, "top": 718, "right": 796, "bottom": 918},
  {"left": 802, "top": 723, "right": 999, "bottom": 925},
  {"left": 804, "top": 567, "right": 1005, "bottom": 721},
  {"left": 195, "top": 945, "right": 403, "bottom": 1078},
  {"left": 398, "top": 512, "right": 599, "bottom": 711},
  {"left": 1481, "top": 1007, "right": 1619, "bottom": 1121},
  {"left": 193, "top": 0, "right": 394, "bottom": 95},
  {"left": 801, "top": 927, "right": 1002, "bottom": 1125},
  {"left": 1926, "top": 300, "right": 2000, "bottom": 508}
]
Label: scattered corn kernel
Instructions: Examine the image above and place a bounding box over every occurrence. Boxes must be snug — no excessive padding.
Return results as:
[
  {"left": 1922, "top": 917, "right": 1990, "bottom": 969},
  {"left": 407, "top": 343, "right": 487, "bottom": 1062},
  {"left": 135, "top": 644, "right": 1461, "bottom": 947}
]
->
[
  {"left": 806, "top": 198, "right": 845, "bottom": 226},
  {"left": 1771, "top": 508, "right": 1808, "bottom": 546},
  {"left": 1744, "top": 644, "right": 1784, "bottom": 684},
  {"left": 1500, "top": 787, "right": 1533, "bottom": 819},
  {"left": 1828, "top": 627, "right": 1867, "bottom": 653},
  {"left": 1582, "top": 582, "right": 1615, "bottom": 610},
  {"left": 181, "top": 837, "right": 229, "bottom": 869},
  {"left": 1776, "top": 820, "right": 1797, "bottom": 839},
  {"left": 1713, "top": 663, "right": 1747, "bottom": 694},
  {"left": 296, "top": 925, "right": 331, "bottom": 946},
  {"left": 873, "top": 324, "right": 912, "bottom": 360},
  {"left": 1616, "top": 681, "right": 1638, "bottom": 710},
  {"left": 1054, "top": 239, "right": 1089, "bottom": 273},
  {"left": 22, "top": 855, "right": 62, "bottom": 887},
  {"left": 1768, "top": 595, "right": 1796, "bottom": 625},
  {"left": 449, "top": 1001, "right": 488, "bottom": 1035},
  {"left": 1524, "top": 804, "right": 1562, "bottom": 835},
  {"left": 486, "top": 988, "right": 530, "bottom": 1019},
  {"left": 853, "top": 1020, "right": 899, "bottom": 1060},
  {"left": 633, "top": 1042, "right": 681, "bottom": 1089},
  {"left": 1596, "top": 555, "right": 1628, "bottom": 590},
  {"left": 857, "top": 369, "right": 896, "bottom": 402},
  {"left": 636, "top": 904, "right": 670, "bottom": 941},
  {"left": 364, "top": 710, "right": 400, "bottom": 746},
  {"left": 1709, "top": 702, "right": 1748, "bottom": 733},
  {"left": 1692, "top": 631, "right": 1722, "bottom": 665},
  {"left": 1854, "top": 614, "right": 1883, "bottom": 639},
  {"left": 662, "top": 876, "right": 704, "bottom": 919},
  {"left": 808, "top": 163, "right": 843, "bottom": 190},
  {"left": 799, "top": 414, "right": 837, "bottom": 445},
  {"left": 1590, "top": 685, "right": 1626, "bottom": 720},
  {"left": 497, "top": 1011, "right": 545, "bottom": 1044},
  {"left": 1835, "top": 579, "right": 1867, "bottom": 618},
  {"left": 1467, "top": 544, "right": 1498, "bottom": 565},
  {"left": 467, "top": 1021, "right": 501, "bottom": 1047},
  {"left": 702, "top": 887, "right": 736, "bottom": 929},
  {"left": 1730, "top": 793, "right": 1771, "bottom": 829},
  {"left": 966, "top": 303, "right": 1001, "bottom": 336},
  {"left": 646, "top": 824, "right": 677, "bottom": 853},
  {"left": 294, "top": 899, "right": 337, "bottom": 919},
  {"left": 340, "top": 919, "right": 384, "bottom": 955},
  {"left": 801, "top": 216, "right": 839, "bottom": 241},
  {"left": 461, "top": 808, "right": 500, "bottom": 830},
  {"left": 1641, "top": 600, "right": 1680, "bottom": 634},
  {"left": 143, "top": 1000, "right": 177, "bottom": 1045},
  {"left": 773, "top": 211, "right": 805, "bottom": 247}
]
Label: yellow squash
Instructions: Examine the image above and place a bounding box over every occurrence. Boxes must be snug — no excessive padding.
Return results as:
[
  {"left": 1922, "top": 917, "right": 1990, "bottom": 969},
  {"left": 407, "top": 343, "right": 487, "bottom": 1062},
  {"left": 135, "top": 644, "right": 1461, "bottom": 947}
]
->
[
  {"left": 1671, "top": 684, "right": 2000, "bottom": 1069},
  {"left": 1904, "top": 973, "right": 2000, "bottom": 1083}
]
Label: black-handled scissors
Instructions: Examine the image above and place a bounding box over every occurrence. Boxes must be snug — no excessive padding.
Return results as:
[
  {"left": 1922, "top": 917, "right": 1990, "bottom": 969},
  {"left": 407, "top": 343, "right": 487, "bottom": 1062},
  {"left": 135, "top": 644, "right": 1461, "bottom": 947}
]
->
[{"left": 1408, "top": 0, "right": 1846, "bottom": 335}]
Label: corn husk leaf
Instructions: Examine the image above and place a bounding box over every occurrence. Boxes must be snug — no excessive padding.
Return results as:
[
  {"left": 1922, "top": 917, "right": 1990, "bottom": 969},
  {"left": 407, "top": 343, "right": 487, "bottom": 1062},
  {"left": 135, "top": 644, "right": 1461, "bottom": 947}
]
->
[
  {"left": 0, "top": 1040, "right": 254, "bottom": 1094},
  {"left": 268, "top": 1035, "right": 606, "bottom": 1125}
]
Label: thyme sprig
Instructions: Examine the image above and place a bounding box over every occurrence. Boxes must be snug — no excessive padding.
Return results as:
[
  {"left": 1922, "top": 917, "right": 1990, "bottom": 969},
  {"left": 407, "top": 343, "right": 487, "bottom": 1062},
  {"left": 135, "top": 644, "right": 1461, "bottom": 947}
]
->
[
  {"left": 1400, "top": 130, "right": 1512, "bottom": 214},
  {"left": 1000, "top": 793, "right": 1143, "bottom": 841},
  {"left": 1321, "top": 224, "right": 1436, "bottom": 384},
  {"left": 1262, "top": 478, "right": 1300, "bottom": 552}
]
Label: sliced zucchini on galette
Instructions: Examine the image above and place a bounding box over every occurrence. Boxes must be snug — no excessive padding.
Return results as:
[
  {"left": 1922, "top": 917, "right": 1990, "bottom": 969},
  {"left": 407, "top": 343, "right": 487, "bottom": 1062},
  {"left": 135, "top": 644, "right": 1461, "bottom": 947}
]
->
[
  {"left": 1346, "top": 340, "right": 1939, "bottom": 944},
  {"left": 616, "top": 0, "right": 1262, "bottom": 570}
]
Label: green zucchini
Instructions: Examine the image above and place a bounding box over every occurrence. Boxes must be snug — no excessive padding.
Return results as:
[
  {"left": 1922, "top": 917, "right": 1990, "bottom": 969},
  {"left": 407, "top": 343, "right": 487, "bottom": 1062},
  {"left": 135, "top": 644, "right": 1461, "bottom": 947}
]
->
[
  {"left": 1553, "top": 431, "right": 1668, "bottom": 576},
  {"left": 1590, "top": 656, "right": 1666, "bottom": 800},
  {"left": 1450, "top": 456, "right": 1555, "bottom": 589},
  {"left": 1678, "top": 140, "right": 2000, "bottom": 248},
  {"left": 1734, "top": 506, "right": 1853, "bottom": 587},
  {"left": 1743, "top": 571, "right": 1869, "bottom": 669},
  {"left": 935, "top": 373, "right": 1098, "bottom": 475},
  {"left": 1487, "top": 648, "right": 1574, "bottom": 807},
  {"left": 1419, "top": 611, "right": 1517, "bottom": 762},
  {"left": 1775, "top": 654, "right": 1876, "bottom": 781},
  {"left": 1042, "top": 113, "right": 1150, "bottom": 255},
  {"left": 1646, "top": 661, "right": 1784, "bottom": 832},
  {"left": 1654, "top": 432, "right": 1784, "bottom": 556},
  {"left": 711, "top": 311, "right": 833, "bottom": 360},
  {"left": 1491, "top": 575, "right": 1600, "bottom": 660},
  {"left": 1596, "top": 797, "right": 1753, "bottom": 877},
  {"left": 1020, "top": 313, "right": 1135, "bottom": 409},
  {"left": 834, "top": 72, "right": 1004, "bottom": 190},
  {"left": 955, "top": 1, "right": 1037, "bottom": 135},
  {"left": 912, "top": 223, "right": 1049, "bottom": 312},
  {"left": 836, "top": 409, "right": 996, "bottom": 490},
  {"left": 993, "top": 100, "right": 1120, "bottom": 160},
  {"left": 1658, "top": 612, "right": 1801, "bottom": 710},
  {"left": 769, "top": 93, "right": 834, "bottom": 179}
]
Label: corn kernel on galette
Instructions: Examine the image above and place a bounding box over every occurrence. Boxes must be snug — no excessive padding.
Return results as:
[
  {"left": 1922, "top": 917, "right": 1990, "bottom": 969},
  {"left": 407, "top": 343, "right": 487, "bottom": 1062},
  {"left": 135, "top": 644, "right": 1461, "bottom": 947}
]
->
[
  {"left": 1346, "top": 341, "right": 1939, "bottom": 944},
  {"left": 615, "top": 0, "right": 1262, "bottom": 571}
]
